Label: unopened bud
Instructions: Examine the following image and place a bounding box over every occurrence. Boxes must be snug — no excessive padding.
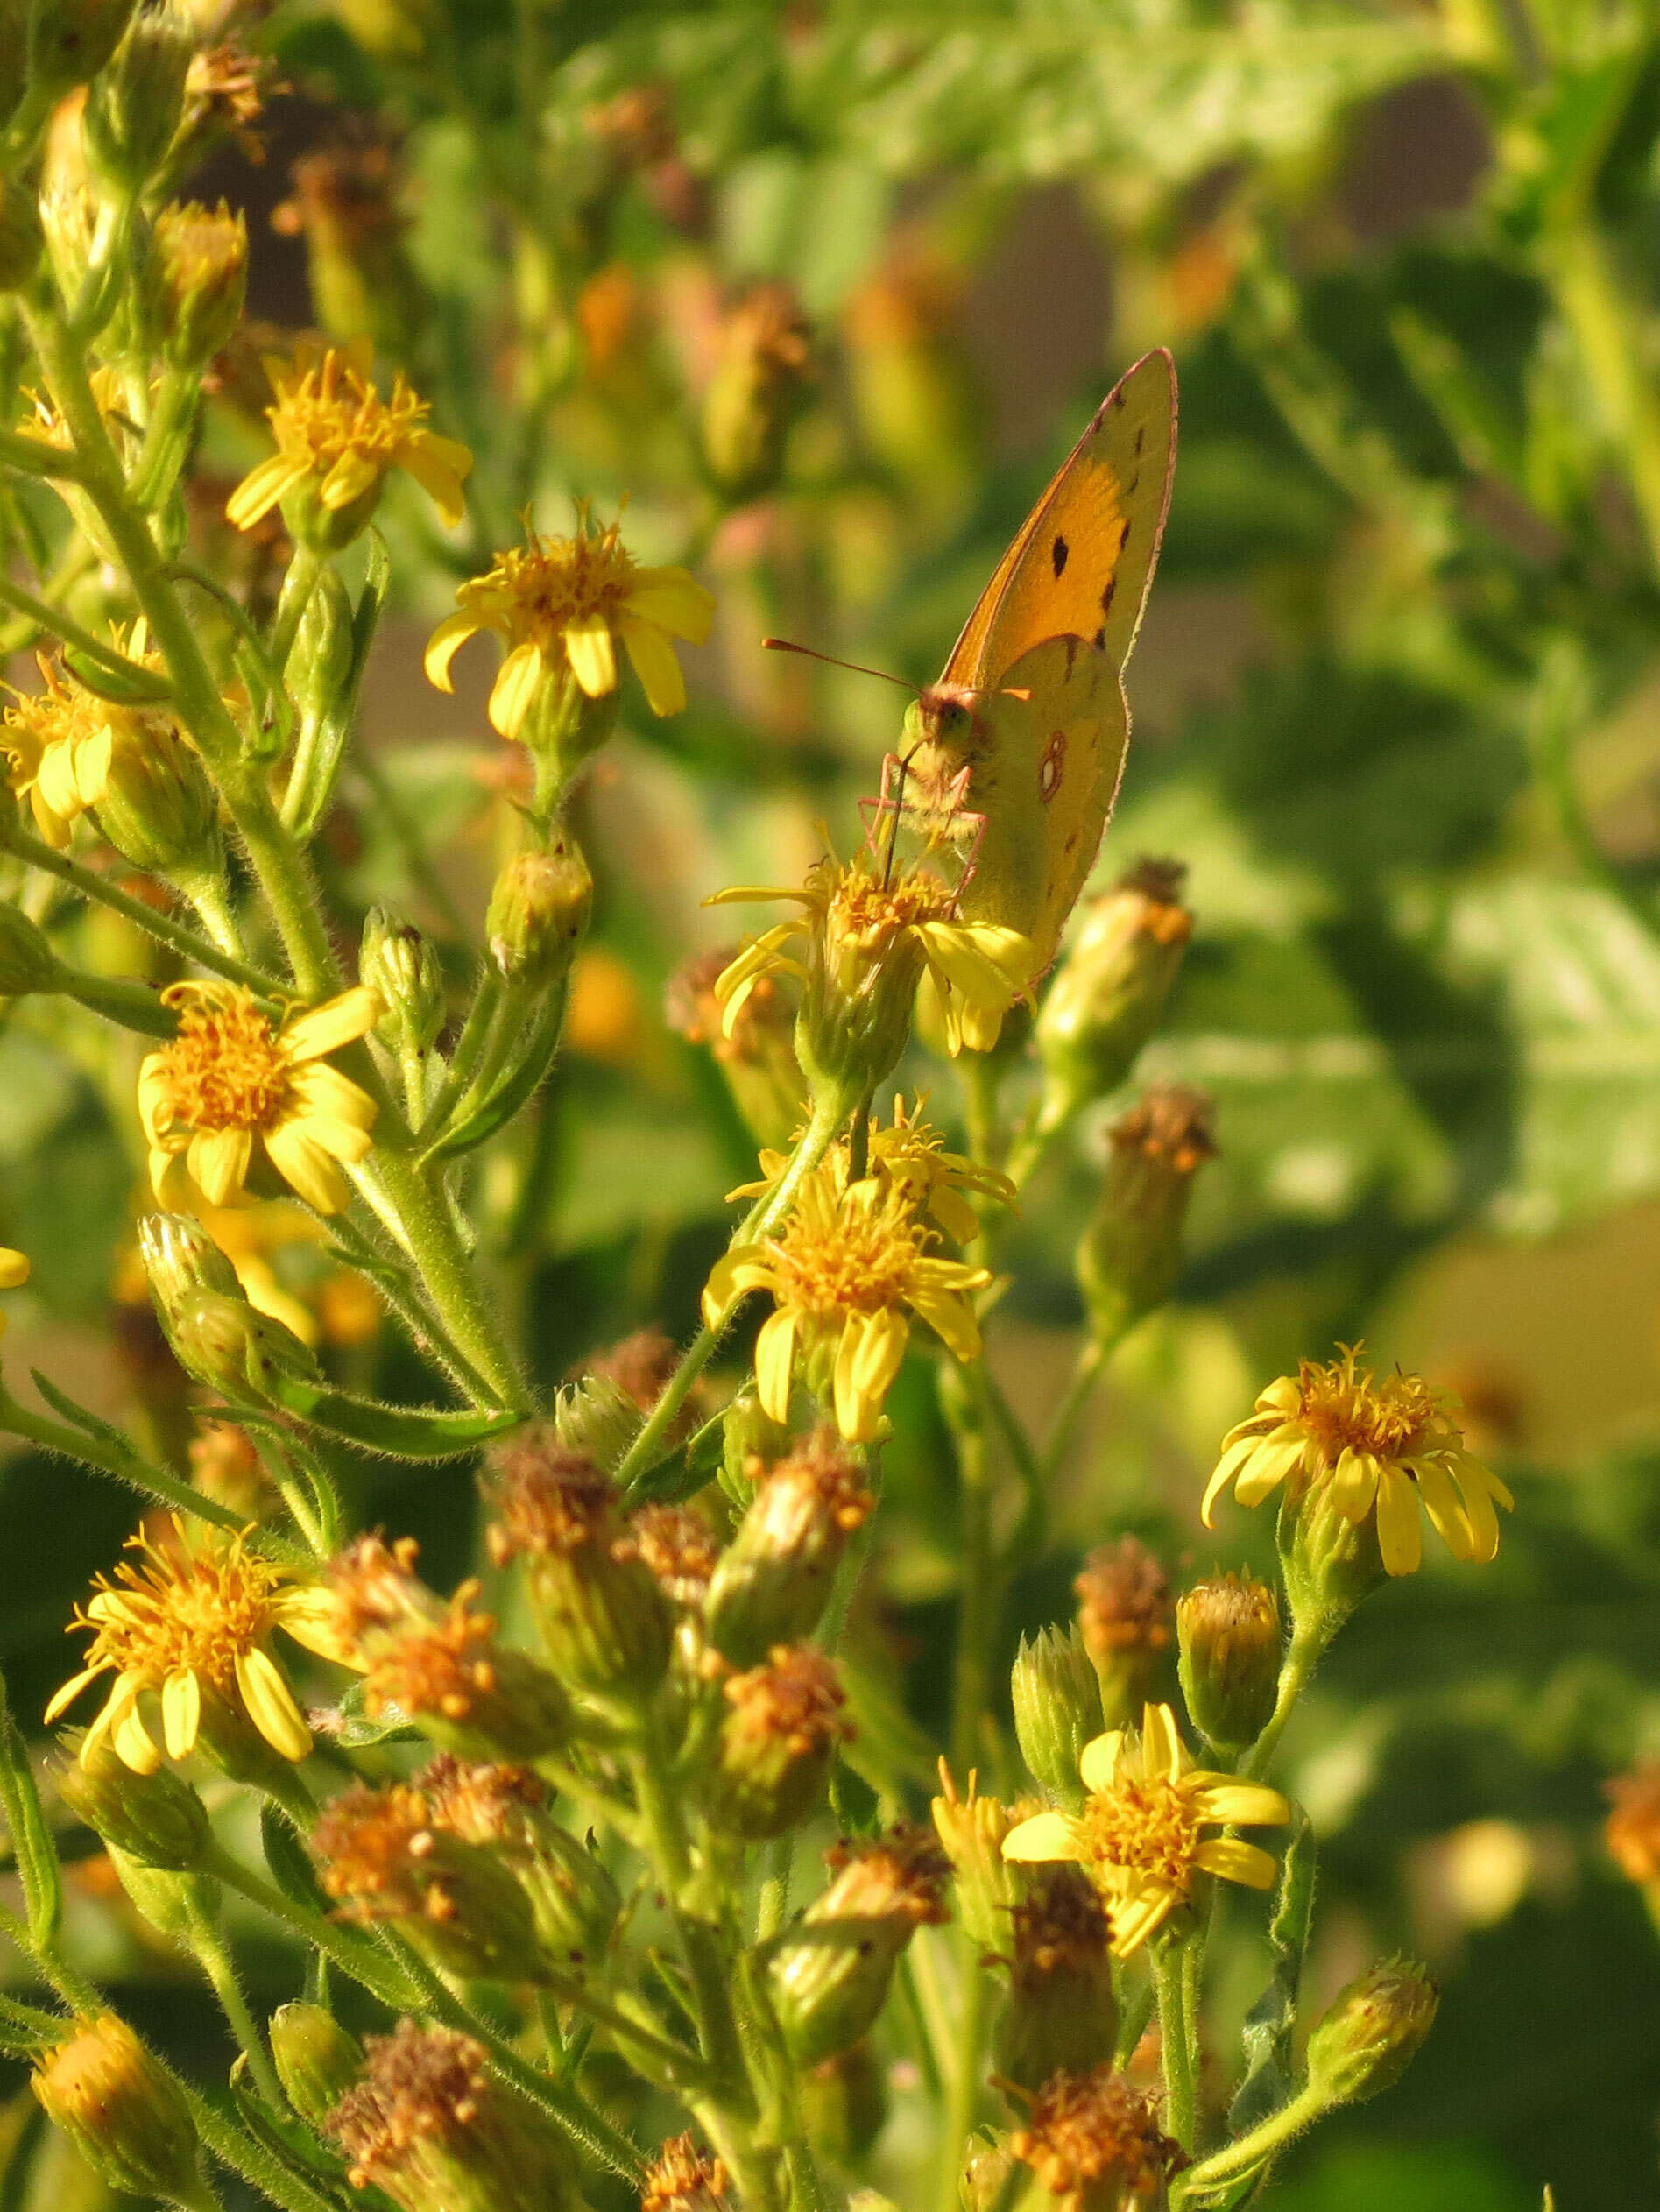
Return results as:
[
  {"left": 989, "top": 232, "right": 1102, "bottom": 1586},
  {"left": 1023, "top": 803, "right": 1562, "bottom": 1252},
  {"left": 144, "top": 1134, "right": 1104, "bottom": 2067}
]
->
[
  {"left": 719, "top": 1384, "right": 791, "bottom": 1509},
  {"left": 959, "top": 2135, "right": 1020, "bottom": 2212},
  {"left": 701, "top": 282, "right": 814, "bottom": 504},
  {"left": 57, "top": 1735, "right": 210, "bottom": 1870},
  {"left": 88, "top": 717, "right": 222, "bottom": 877},
  {"left": 0, "top": 173, "right": 43, "bottom": 293},
  {"left": 82, "top": 3, "right": 194, "bottom": 195},
  {"left": 138, "top": 1209, "right": 241, "bottom": 1314},
  {"left": 104, "top": 1853, "right": 217, "bottom": 1941},
  {"left": 289, "top": 565, "right": 355, "bottom": 722},
  {"left": 798, "top": 2043, "right": 887, "bottom": 2167},
  {"left": 709, "top": 1645, "right": 850, "bottom": 1841},
  {"left": 1009, "top": 1625, "right": 1102, "bottom": 1810},
  {"left": 667, "top": 943, "right": 806, "bottom": 1151},
  {"left": 551, "top": 1372, "right": 641, "bottom": 1472},
  {"left": 1036, "top": 860, "right": 1192, "bottom": 1128},
  {"left": 361, "top": 906, "right": 446, "bottom": 1056},
  {"left": 930, "top": 1768, "right": 1032, "bottom": 1953},
  {"left": 1305, "top": 1957, "right": 1438, "bottom": 2106},
  {"left": 1074, "top": 1536, "right": 1173, "bottom": 1730},
  {"left": 1076, "top": 1085, "right": 1215, "bottom": 1348},
  {"left": 146, "top": 200, "right": 248, "bottom": 369},
  {"left": 1176, "top": 1573, "right": 1281, "bottom": 1754},
  {"left": 32, "top": 2014, "right": 204, "bottom": 2208},
  {"left": 767, "top": 1827, "right": 950, "bottom": 2066},
  {"left": 487, "top": 833, "right": 592, "bottom": 988},
  {"left": 991, "top": 1865, "right": 1119, "bottom": 2093},
  {"left": 705, "top": 1427, "right": 873, "bottom": 1665},
  {"left": 269, "top": 2003, "right": 364, "bottom": 2127},
  {"left": 485, "top": 1433, "right": 671, "bottom": 1705},
  {"left": 26, "top": 0, "right": 137, "bottom": 107},
  {"left": 169, "top": 1285, "right": 321, "bottom": 1402},
  {"left": 0, "top": 902, "right": 63, "bottom": 994}
]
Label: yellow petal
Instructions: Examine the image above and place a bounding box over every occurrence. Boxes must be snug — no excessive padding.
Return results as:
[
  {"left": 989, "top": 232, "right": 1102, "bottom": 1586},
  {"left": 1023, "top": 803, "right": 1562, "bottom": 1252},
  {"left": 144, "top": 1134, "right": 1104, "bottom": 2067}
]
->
[
  {"left": 264, "top": 1123, "right": 350, "bottom": 1214},
  {"left": 908, "top": 1283, "right": 982, "bottom": 1363},
  {"left": 754, "top": 1306, "right": 797, "bottom": 1424},
  {"left": 1193, "top": 1836, "right": 1280, "bottom": 1889},
  {"left": 1142, "top": 1702, "right": 1185, "bottom": 1783},
  {"left": 851, "top": 1304, "right": 908, "bottom": 1404},
  {"left": 424, "top": 611, "right": 482, "bottom": 693},
  {"left": 626, "top": 568, "right": 716, "bottom": 641},
  {"left": 0, "top": 1249, "right": 31, "bottom": 1290},
  {"left": 1374, "top": 1465, "right": 1422, "bottom": 1577},
  {"left": 161, "top": 1667, "right": 201, "bottom": 1760},
  {"left": 398, "top": 435, "right": 470, "bottom": 526},
  {"left": 619, "top": 615, "right": 688, "bottom": 717},
  {"left": 320, "top": 449, "right": 381, "bottom": 512},
  {"left": 1233, "top": 1436, "right": 1309, "bottom": 1507},
  {"left": 234, "top": 1645, "right": 311, "bottom": 1762},
  {"left": 225, "top": 454, "right": 304, "bottom": 530},
  {"left": 488, "top": 640, "right": 545, "bottom": 739},
  {"left": 1077, "top": 1730, "right": 1124, "bottom": 1796},
  {"left": 189, "top": 1127, "right": 254, "bottom": 1208},
  {"left": 1109, "top": 1888, "right": 1177, "bottom": 1958},
  {"left": 1192, "top": 1781, "right": 1289, "bottom": 1829},
  {"left": 1001, "top": 1811, "right": 1082, "bottom": 1862},
  {"left": 288, "top": 1060, "right": 378, "bottom": 1132},
  {"left": 283, "top": 986, "right": 383, "bottom": 1063},
  {"left": 1409, "top": 1458, "right": 1474, "bottom": 1561},
  {"left": 45, "top": 1661, "right": 112, "bottom": 1726},
  {"left": 563, "top": 613, "right": 618, "bottom": 698}
]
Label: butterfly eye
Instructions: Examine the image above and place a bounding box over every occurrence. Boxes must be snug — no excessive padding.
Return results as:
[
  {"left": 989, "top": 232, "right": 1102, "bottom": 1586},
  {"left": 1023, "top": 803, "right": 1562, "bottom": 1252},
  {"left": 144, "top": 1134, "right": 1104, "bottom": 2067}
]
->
[{"left": 937, "top": 701, "right": 971, "bottom": 737}]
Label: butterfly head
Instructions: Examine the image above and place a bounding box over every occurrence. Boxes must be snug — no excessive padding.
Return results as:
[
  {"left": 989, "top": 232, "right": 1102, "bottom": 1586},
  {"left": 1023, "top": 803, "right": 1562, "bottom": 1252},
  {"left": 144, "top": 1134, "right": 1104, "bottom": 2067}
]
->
[{"left": 907, "top": 683, "right": 978, "bottom": 747}]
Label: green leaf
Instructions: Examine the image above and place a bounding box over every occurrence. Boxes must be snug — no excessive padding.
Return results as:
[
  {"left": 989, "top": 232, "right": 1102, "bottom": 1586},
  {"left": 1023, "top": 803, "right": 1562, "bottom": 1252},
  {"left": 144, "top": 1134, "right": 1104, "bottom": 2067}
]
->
[
  {"left": 0, "top": 1664, "right": 60, "bottom": 1961},
  {"left": 1229, "top": 1806, "right": 1317, "bottom": 2138}
]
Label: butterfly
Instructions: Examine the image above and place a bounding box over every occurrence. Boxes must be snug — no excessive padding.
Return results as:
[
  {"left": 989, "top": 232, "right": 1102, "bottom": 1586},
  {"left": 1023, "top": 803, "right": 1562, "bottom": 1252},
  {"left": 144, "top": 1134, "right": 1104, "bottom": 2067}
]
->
[{"left": 894, "top": 348, "right": 1177, "bottom": 990}]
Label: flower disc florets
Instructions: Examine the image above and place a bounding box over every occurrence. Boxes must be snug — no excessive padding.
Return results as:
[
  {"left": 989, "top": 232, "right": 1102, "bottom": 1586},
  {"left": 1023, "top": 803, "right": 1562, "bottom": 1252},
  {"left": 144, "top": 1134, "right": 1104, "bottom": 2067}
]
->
[
  {"left": 642, "top": 2132, "right": 729, "bottom": 2212},
  {"left": 1011, "top": 2064, "right": 1185, "bottom": 2210}
]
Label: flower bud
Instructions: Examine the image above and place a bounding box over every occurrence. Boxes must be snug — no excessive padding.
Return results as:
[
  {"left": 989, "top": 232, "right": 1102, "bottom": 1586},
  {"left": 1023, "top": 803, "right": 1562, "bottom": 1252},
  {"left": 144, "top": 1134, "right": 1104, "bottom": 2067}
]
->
[
  {"left": 25, "top": 0, "right": 137, "bottom": 107},
  {"left": 1176, "top": 1573, "right": 1281, "bottom": 1755},
  {"left": 991, "top": 1866, "right": 1119, "bottom": 2094},
  {"left": 767, "top": 1826, "right": 951, "bottom": 2067},
  {"left": 1074, "top": 1537, "right": 1172, "bottom": 1731},
  {"left": 140, "top": 1214, "right": 321, "bottom": 1403},
  {"left": 270, "top": 2003, "right": 364, "bottom": 2127},
  {"left": 930, "top": 1767, "right": 1034, "bottom": 1953},
  {"left": 138, "top": 1208, "right": 242, "bottom": 1311},
  {"left": 1278, "top": 1475, "right": 1386, "bottom": 1639},
  {"left": 88, "top": 716, "right": 222, "bottom": 877},
  {"left": 486, "top": 833, "right": 592, "bottom": 988},
  {"left": 704, "top": 1427, "right": 873, "bottom": 1666},
  {"left": 708, "top": 1645, "right": 851, "bottom": 1841},
  {"left": 1305, "top": 1957, "right": 1438, "bottom": 2106},
  {"left": 1009, "top": 1625, "right": 1102, "bottom": 1811},
  {"left": 145, "top": 200, "right": 248, "bottom": 370},
  {"left": 32, "top": 2013, "right": 204, "bottom": 2208},
  {"left": 0, "top": 901, "right": 63, "bottom": 994},
  {"left": 666, "top": 943, "right": 806, "bottom": 1152},
  {"left": 312, "top": 1781, "right": 551, "bottom": 1984},
  {"left": 551, "top": 1371, "right": 642, "bottom": 1471},
  {"left": 289, "top": 563, "right": 356, "bottom": 722},
  {"left": 701, "top": 282, "right": 814, "bottom": 504},
  {"left": 718, "top": 1384, "right": 791, "bottom": 1509},
  {"left": 1076, "top": 1086, "right": 1215, "bottom": 1349},
  {"left": 82, "top": 3, "right": 194, "bottom": 196},
  {"left": 798, "top": 2042, "right": 887, "bottom": 2167},
  {"left": 0, "top": 172, "right": 44, "bottom": 293},
  {"left": 56, "top": 1735, "right": 210, "bottom": 1870},
  {"left": 1035, "top": 860, "right": 1192, "bottom": 1130},
  {"left": 105, "top": 1853, "right": 218, "bottom": 1941},
  {"left": 362, "top": 907, "right": 446, "bottom": 1057},
  {"left": 959, "top": 2134, "right": 1019, "bottom": 2212},
  {"left": 485, "top": 1433, "right": 671, "bottom": 1706}
]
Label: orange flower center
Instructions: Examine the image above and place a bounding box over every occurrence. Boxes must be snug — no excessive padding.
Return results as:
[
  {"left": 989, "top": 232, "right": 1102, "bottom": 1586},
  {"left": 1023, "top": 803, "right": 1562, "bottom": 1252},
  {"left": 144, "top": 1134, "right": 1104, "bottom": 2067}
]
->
[
  {"left": 1082, "top": 1772, "right": 1202, "bottom": 1893},
  {"left": 827, "top": 859, "right": 955, "bottom": 950},
  {"left": 1296, "top": 1349, "right": 1443, "bottom": 1466},
  {"left": 77, "top": 1535, "right": 287, "bottom": 1695},
  {"left": 470, "top": 523, "right": 637, "bottom": 645},
  {"left": 765, "top": 1183, "right": 930, "bottom": 1320},
  {"left": 154, "top": 988, "right": 293, "bottom": 1133},
  {"left": 271, "top": 354, "right": 427, "bottom": 470}
]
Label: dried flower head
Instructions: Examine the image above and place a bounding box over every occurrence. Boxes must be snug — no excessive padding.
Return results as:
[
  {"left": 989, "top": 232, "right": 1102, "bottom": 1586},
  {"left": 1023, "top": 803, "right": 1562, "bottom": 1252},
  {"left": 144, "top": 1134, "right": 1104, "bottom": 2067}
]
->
[
  {"left": 418, "top": 1754, "right": 546, "bottom": 1846},
  {"left": 724, "top": 1645, "right": 850, "bottom": 1756},
  {"left": 1010, "top": 1864, "right": 1115, "bottom": 1985},
  {"left": 632, "top": 1503, "right": 723, "bottom": 1606},
  {"left": 46, "top": 1518, "right": 342, "bottom": 1773},
  {"left": 1004, "top": 1702, "right": 1289, "bottom": 1957},
  {"left": 1076, "top": 1539, "right": 1172, "bottom": 1664},
  {"left": 1605, "top": 1763, "right": 1660, "bottom": 1884},
  {"left": 1011, "top": 2064, "right": 1185, "bottom": 2209},
  {"left": 1204, "top": 1346, "right": 1515, "bottom": 1578},
  {"left": 187, "top": 1419, "right": 277, "bottom": 1517},
  {"left": 642, "top": 2132, "right": 729, "bottom": 2211}
]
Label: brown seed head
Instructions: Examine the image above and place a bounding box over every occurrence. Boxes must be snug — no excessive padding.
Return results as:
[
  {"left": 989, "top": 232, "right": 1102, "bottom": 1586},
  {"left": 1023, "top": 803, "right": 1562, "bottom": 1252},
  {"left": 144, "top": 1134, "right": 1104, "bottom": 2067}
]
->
[
  {"left": 1010, "top": 1865, "right": 1114, "bottom": 1988},
  {"left": 1106, "top": 1087, "right": 1216, "bottom": 1178},
  {"left": 420, "top": 1756, "right": 546, "bottom": 1847},
  {"left": 485, "top": 1434, "right": 625, "bottom": 1563},
  {"left": 1011, "top": 2065, "right": 1185, "bottom": 2208},
  {"left": 1076, "top": 1538, "right": 1173, "bottom": 1664},
  {"left": 311, "top": 1783, "right": 456, "bottom": 1925},
  {"left": 820, "top": 1822, "right": 952, "bottom": 1928},
  {"left": 632, "top": 1504, "right": 723, "bottom": 1606},
  {"left": 587, "top": 1328, "right": 678, "bottom": 1414},
  {"left": 324, "top": 2020, "right": 488, "bottom": 2187},
  {"left": 762, "top": 1425, "right": 874, "bottom": 1538},
  {"left": 640, "top": 2131, "right": 729, "bottom": 2211},
  {"left": 724, "top": 1646, "right": 851, "bottom": 1757},
  {"left": 666, "top": 945, "right": 793, "bottom": 1062}
]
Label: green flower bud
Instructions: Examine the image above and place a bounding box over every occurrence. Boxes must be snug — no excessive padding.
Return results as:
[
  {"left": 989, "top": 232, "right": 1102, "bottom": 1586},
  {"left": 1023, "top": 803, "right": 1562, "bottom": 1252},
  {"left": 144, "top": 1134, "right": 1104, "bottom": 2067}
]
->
[
  {"left": 25, "top": 0, "right": 137, "bottom": 107},
  {"left": 145, "top": 200, "right": 248, "bottom": 370},
  {"left": 269, "top": 2003, "right": 364, "bottom": 2127},
  {"left": 0, "top": 171, "right": 44, "bottom": 293},
  {"left": 312, "top": 1780, "right": 552, "bottom": 1984},
  {"left": 1076, "top": 1086, "right": 1215, "bottom": 1350},
  {"left": 798, "top": 2042, "right": 887, "bottom": 2167},
  {"left": 1305, "top": 1957, "right": 1438, "bottom": 2106},
  {"left": 930, "top": 1770, "right": 1033, "bottom": 1953},
  {"left": 959, "top": 2134, "right": 1020, "bottom": 2212},
  {"left": 705, "top": 1427, "right": 873, "bottom": 1666},
  {"left": 140, "top": 1212, "right": 321, "bottom": 1405},
  {"left": 486, "top": 832, "right": 592, "bottom": 987},
  {"left": 1035, "top": 860, "right": 1192, "bottom": 1130},
  {"left": 767, "top": 1827, "right": 950, "bottom": 2067},
  {"left": 1010, "top": 1625, "right": 1102, "bottom": 1811},
  {"left": 421, "top": 1757, "right": 620, "bottom": 1974},
  {"left": 708, "top": 1645, "right": 850, "bottom": 1841},
  {"left": 551, "top": 1372, "right": 641, "bottom": 1471},
  {"left": 701, "top": 282, "right": 814, "bottom": 504},
  {"left": 666, "top": 943, "right": 806, "bottom": 1153},
  {"left": 103, "top": 1851, "right": 219, "bottom": 1940},
  {"left": 56, "top": 1735, "right": 210, "bottom": 1870},
  {"left": 0, "top": 901, "right": 63, "bottom": 994},
  {"left": 289, "top": 564, "right": 355, "bottom": 724},
  {"left": 718, "top": 1383, "right": 791, "bottom": 1509},
  {"left": 361, "top": 906, "right": 446, "bottom": 1056},
  {"left": 1176, "top": 1573, "right": 1281, "bottom": 1755},
  {"left": 82, "top": 3, "right": 194, "bottom": 196},
  {"left": 1278, "top": 1474, "right": 1386, "bottom": 1643},
  {"left": 137, "top": 1207, "right": 241, "bottom": 1311},
  {"left": 485, "top": 1432, "right": 671, "bottom": 1707},
  {"left": 1074, "top": 1536, "right": 1173, "bottom": 1731},
  {"left": 32, "top": 2013, "right": 206, "bottom": 2209},
  {"left": 88, "top": 716, "right": 222, "bottom": 877},
  {"left": 991, "top": 1866, "right": 1119, "bottom": 2095}
]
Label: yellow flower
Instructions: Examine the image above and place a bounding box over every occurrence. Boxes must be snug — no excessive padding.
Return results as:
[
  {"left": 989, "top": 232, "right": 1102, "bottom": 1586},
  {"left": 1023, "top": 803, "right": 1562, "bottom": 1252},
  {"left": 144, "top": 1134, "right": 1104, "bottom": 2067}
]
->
[
  {"left": 1202, "top": 1346, "right": 1515, "bottom": 1579},
  {"left": 138, "top": 981, "right": 381, "bottom": 1216},
  {"left": 45, "top": 1519, "right": 347, "bottom": 1774},
  {"left": 225, "top": 336, "right": 470, "bottom": 534},
  {"left": 425, "top": 509, "right": 714, "bottom": 735},
  {"left": 710, "top": 849, "right": 1033, "bottom": 1060},
  {"left": 702, "top": 1162, "right": 991, "bottom": 1442},
  {"left": 1002, "top": 1701, "right": 1289, "bottom": 1957},
  {"left": 729, "top": 1093, "right": 1014, "bottom": 1246},
  {"left": 0, "top": 1247, "right": 28, "bottom": 1334}
]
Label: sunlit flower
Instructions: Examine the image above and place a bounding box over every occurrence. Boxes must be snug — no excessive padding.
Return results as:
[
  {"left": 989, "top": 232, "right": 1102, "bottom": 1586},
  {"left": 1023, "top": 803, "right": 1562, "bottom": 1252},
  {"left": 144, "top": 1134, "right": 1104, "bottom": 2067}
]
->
[
  {"left": 0, "top": 1247, "right": 28, "bottom": 1334},
  {"left": 225, "top": 336, "right": 470, "bottom": 534},
  {"left": 642, "top": 2131, "right": 729, "bottom": 2212},
  {"left": 1002, "top": 1701, "right": 1289, "bottom": 1957},
  {"left": 710, "top": 848, "right": 1031, "bottom": 1061},
  {"left": 138, "top": 981, "right": 381, "bottom": 1215},
  {"left": 2, "top": 627, "right": 174, "bottom": 849},
  {"left": 1202, "top": 1346, "right": 1515, "bottom": 1579},
  {"left": 45, "top": 1518, "right": 345, "bottom": 1774},
  {"left": 702, "top": 1162, "right": 990, "bottom": 1441},
  {"left": 1009, "top": 2063, "right": 1185, "bottom": 2209},
  {"left": 728, "top": 1093, "right": 1013, "bottom": 1245},
  {"left": 424, "top": 508, "right": 714, "bottom": 735}
]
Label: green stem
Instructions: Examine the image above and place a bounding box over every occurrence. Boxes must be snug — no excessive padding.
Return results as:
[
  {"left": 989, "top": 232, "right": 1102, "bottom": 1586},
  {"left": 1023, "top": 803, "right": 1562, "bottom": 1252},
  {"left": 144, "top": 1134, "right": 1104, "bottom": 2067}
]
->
[
  {"left": 222, "top": 774, "right": 341, "bottom": 999},
  {"left": 53, "top": 965, "right": 179, "bottom": 1037},
  {"left": 0, "top": 574, "right": 166, "bottom": 685},
  {"left": 1543, "top": 220, "right": 1660, "bottom": 586},
  {"left": 180, "top": 1890, "right": 286, "bottom": 2112},
  {"left": 948, "top": 1386, "right": 992, "bottom": 1782},
  {"left": 1176, "top": 2081, "right": 1327, "bottom": 2200},
  {"left": 365, "top": 1150, "right": 530, "bottom": 1412},
  {"left": 182, "top": 2081, "right": 341, "bottom": 2212},
  {"left": 1154, "top": 1936, "right": 1197, "bottom": 2152},
  {"left": 1242, "top": 1618, "right": 1328, "bottom": 1782},
  {"left": 204, "top": 1850, "right": 421, "bottom": 2012},
  {"left": 267, "top": 544, "right": 322, "bottom": 675},
  {"left": 936, "top": 1942, "right": 986, "bottom": 2212}
]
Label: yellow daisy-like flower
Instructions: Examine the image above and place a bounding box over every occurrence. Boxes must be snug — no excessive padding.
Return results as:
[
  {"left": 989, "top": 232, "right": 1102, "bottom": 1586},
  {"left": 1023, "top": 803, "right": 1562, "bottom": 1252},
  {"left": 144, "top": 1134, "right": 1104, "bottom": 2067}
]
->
[
  {"left": 138, "top": 981, "right": 382, "bottom": 1216},
  {"left": 730, "top": 1093, "right": 1014, "bottom": 1247},
  {"left": 225, "top": 336, "right": 471, "bottom": 534},
  {"left": 702, "top": 1162, "right": 991, "bottom": 1442},
  {"left": 709, "top": 849, "right": 1033, "bottom": 1059},
  {"left": 1002, "top": 1701, "right": 1289, "bottom": 1957},
  {"left": 424, "top": 508, "right": 715, "bottom": 735},
  {"left": 1202, "top": 1345, "right": 1515, "bottom": 1579},
  {"left": 45, "top": 1518, "right": 349, "bottom": 1774}
]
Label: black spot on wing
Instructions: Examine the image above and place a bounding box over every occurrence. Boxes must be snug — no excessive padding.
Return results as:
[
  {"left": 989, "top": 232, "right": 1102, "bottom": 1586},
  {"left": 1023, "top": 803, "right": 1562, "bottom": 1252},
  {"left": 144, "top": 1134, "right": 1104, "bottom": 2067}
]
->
[
  {"left": 1092, "top": 627, "right": 1105, "bottom": 649},
  {"left": 1134, "top": 426, "right": 1146, "bottom": 455},
  {"left": 1064, "top": 637, "right": 1078, "bottom": 675},
  {"left": 1052, "top": 535, "right": 1069, "bottom": 577},
  {"left": 1099, "top": 576, "right": 1117, "bottom": 617}
]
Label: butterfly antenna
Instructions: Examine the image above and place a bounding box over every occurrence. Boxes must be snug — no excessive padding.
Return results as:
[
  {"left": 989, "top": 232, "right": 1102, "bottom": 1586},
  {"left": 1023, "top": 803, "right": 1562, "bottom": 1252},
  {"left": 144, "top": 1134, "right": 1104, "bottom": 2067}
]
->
[{"left": 763, "top": 638, "right": 919, "bottom": 691}]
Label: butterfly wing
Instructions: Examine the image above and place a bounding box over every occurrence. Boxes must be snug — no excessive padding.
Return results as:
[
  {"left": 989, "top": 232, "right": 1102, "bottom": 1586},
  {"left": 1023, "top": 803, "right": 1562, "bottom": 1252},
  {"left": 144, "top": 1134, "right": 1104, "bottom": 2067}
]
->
[{"left": 943, "top": 349, "right": 1176, "bottom": 693}]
